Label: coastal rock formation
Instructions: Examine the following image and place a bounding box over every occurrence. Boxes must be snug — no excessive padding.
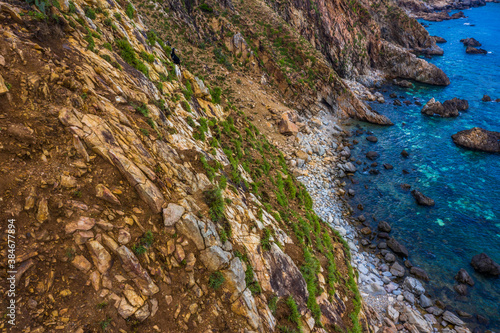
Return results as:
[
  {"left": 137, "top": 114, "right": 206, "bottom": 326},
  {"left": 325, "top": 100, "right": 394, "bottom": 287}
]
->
[
  {"left": 461, "top": 38, "right": 482, "bottom": 47},
  {"left": 379, "top": 41, "right": 450, "bottom": 86},
  {"left": 455, "top": 269, "right": 475, "bottom": 286},
  {"left": 264, "top": 0, "right": 449, "bottom": 86},
  {"left": 466, "top": 46, "right": 487, "bottom": 54},
  {"left": 411, "top": 189, "right": 435, "bottom": 206},
  {"left": 387, "top": 238, "right": 409, "bottom": 257},
  {"left": 470, "top": 253, "right": 500, "bottom": 276},
  {"left": 421, "top": 97, "right": 468, "bottom": 117},
  {"left": 432, "top": 36, "right": 447, "bottom": 43},
  {"left": 420, "top": 10, "right": 466, "bottom": 21},
  {"left": 482, "top": 94, "right": 492, "bottom": 102},
  {"left": 452, "top": 127, "right": 500, "bottom": 153}
]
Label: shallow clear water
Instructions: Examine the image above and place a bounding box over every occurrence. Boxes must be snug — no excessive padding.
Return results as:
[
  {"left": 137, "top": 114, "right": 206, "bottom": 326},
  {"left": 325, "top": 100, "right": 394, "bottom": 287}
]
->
[{"left": 346, "top": 3, "right": 500, "bottom": 329}]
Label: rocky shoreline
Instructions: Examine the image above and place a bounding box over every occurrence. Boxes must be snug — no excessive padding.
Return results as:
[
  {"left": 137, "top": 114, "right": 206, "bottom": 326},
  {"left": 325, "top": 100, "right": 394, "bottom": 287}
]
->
[{"left": 272, "top": 109, "right": 480, "bottom": 332}]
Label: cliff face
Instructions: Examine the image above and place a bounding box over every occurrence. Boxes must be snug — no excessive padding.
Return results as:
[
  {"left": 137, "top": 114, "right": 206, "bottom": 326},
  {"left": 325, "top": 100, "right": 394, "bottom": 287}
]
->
[
  {"left": 264, "top": 0, "right": 449, "bottom": 85},
  {"left": 0, "top": 0, "right": 454, "bottom": 331},
  {"left": 0, "top": 0, "right": 374, "bottom": 332}
]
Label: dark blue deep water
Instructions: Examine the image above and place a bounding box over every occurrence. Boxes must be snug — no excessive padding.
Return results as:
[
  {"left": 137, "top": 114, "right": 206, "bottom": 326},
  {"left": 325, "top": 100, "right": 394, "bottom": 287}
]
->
[{"left": 347, "top": 3, "right": 500, "bottom": 329}]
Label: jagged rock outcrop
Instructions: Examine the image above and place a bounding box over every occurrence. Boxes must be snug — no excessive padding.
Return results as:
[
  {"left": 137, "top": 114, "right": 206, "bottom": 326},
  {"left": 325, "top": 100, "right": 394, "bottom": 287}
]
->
[
  {"left": 452, "top": 127, "right": 500, "bottom": 153},
  {"left": 470, "top": 253, "right": 500, "bottom": 276},
  {"left": 264, "top": 0, "right": 448, "bottom": 86},
  {"left": 421, "top": 97, "right": 468, "bottom": 117}
]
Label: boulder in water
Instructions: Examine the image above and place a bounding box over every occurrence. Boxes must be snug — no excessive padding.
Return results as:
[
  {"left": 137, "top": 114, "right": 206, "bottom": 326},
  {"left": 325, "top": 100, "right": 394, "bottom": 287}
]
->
[
  {"left": 378, "top": 221, "right": 392, "bottom": 233},
  {"left": 411, "top": 267, "right": 430, "bottom": 281},
  {"left": 411, "top": 189, "right": 435, "bottom": 206},
  {"left": 366, "top": 151, "right": 379, "bottom": 160},
  {"left": 451, "top": 127, "right": 500, "bottom": 153},
  {"left": 387, "top": 237, "right": 409, "bottom": 257},
  {"left": 466, "top": 46, "right": 487, "bottom": 54},
  {"left": 454, "top": 284, "right": 468, "bottom": 296},
  {"left": 455, "top": 268, "right": 475, "bottom": 286},
  {"left": 366, "top": 135, "right": 378, "bottom": 143},
  {"left": 460, "top": 37, "right": 482, "bottom": 47},
  {"left": 470, "top": 253, "right": 500, "bottom": 276},
  {"left": 432, "top": 36, "right": 447, "bottom": 43},
  {"left": 421, "top": 97, "right": 468, "bottom": 117},
  {"left": 482, "top": 94, "right": 492, "bottom": 102}
]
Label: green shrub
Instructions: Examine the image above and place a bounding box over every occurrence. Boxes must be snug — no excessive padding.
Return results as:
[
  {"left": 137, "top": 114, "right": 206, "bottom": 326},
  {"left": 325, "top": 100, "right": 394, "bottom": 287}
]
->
[
  {"left": 199, "top": 3, "right": 213, "bottom": 12},
  {"left": 208, "top": 271, "right": 225, "bottom": 289},
  {"left": 268, "top": 295, "right": 278, "bottom": 314},
  {"left": 115, "top": 39, "right": 149, "bottom": 77},
  {"left": 261, "top": 228, "right": 272, "bottom": 251},
  {"left": 84, "top": 32, "right": 95, "bottom": 51},
  {"left": 210, "top": 87, "right": 222, "bottom": 104},
  {"left": 146, "top": 30, "right": 157, "bottom": 46},
  {"left": 102, "top": 42, "right": 112, "bottom": 51},
  {"left": 182, "top": 100, "right": 192, "bottom": 113},
  {"left": 204, "top": 188, "right": 225, "bottom": 222},
  {"left": 286, "top": 296, "right": 302, "bottom": 331},
  {"left": 140, "top": 51, "right": 155, "bottom": 63},
  {"left": 245, "top": 264, "right": 262, "bottom": 294},
  {"left": 132, "top": 230, "right": 154, "bottom": 255},
  {"left": 114, "top": 12, "right": 121, "bottom": 21},
  {"left": 219, "top": 175, "right": 227, "bottom": 190},
  {"left": 84, "top": 6, "right": 96, "bottom": 19},
  {"left": 182, "top": 80, "right": 193, "bottom": 100},
  {"left": 68, "top": 1, "right": 76, "bottom": 13},
  {"left": 126, "top": 2, "right": 135, "bottom": 19}
]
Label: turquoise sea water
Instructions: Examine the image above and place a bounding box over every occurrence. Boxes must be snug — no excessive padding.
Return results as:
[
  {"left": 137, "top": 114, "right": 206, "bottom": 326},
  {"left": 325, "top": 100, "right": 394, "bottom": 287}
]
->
[{"left": 346, "top": 3, "right": 500, "bottom": 330}]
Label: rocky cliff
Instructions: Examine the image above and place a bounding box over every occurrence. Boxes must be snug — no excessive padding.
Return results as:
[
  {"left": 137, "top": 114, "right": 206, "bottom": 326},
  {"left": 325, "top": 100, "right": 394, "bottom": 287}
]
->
[
  {"left": 0, "top": 0, "right": 371, "bottom": 332},
  {"left": 0, "top": 0, "right": 454, "bottom": 332},
  {"left": 264, "top": 0, "right": 449, "bottom": 86}
]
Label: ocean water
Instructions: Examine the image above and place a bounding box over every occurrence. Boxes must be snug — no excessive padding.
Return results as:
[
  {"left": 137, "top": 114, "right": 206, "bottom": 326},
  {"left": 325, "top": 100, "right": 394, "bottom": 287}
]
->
[{"left": 346, "top": 3, "right": 500, "bottom": 330}]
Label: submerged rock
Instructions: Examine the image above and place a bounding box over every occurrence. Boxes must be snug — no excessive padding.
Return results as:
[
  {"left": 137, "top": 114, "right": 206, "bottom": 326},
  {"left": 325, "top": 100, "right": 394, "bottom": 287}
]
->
[
  {"left": 455, "top": 268, "right": 475, "bottom": 286},
  {"left": 411, "top": 189, "right": 435, "bottom": 206},
  {"left": 411, "top": 267, "right": 430, "bottom": 281},
  {"left": 366, "top": 151, "right": 379, "bottom": 160},
  {"left": 460, "top": 38, "right": 482, "bottom": 47},
  {"left": 466, "top": 46, "right": 487, "bottom": 54},
  {"left": 451, "top": 127, "right": 500, "bottom": 153},
  {"left": 482, "top": 94, "right": 492, "bottom": 102},
  {"left": 470, "top": 253, "right": 500, "bottom": 276},
  {"left": 387, "top": 238, "right": 409, "bottom": 257}
]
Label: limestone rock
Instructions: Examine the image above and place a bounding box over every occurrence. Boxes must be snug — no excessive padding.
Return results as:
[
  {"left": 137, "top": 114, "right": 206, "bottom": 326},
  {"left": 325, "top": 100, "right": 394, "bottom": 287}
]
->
[
  {"left": 163, "top": 203, "right": 185, "bottom": 226},
  {"left": 452, "top": 127, "right": 500, "bottom": 153},
  {"left": 222, "top": 257, "right": 246, "bottom": 296},
  {"left": 442, "top": 310, "right": 465, "bottom": 326},
  {"left": 72, "top": 255, "right": 92, "bottom": 272},
  {"left": 455, "top": 268, "right": 474, "bottom": 286},
  {"left": 65, "top": 216, "right": 95, "bottom": 234},
  {"left": 199, "top": 245, "right": 232, "bottom": 271},
  {"left": 387, "top": 238, "right": 409, "bottom": 257},
  {"left": 108, "top": 150, "right": 164, "bottom": 213},
  {"left": 96, "top": 184, "right": 121, "bottom": 205},
  {"left": 403, "top": 277, "right": 425, "bottom": 295},
  {"left": 116, "top": 245, "right": 159, "bottom": 296},
  {"left": 36, "top": 198, "right": 49, "bottom": 223},
  {"left": 176, "top": 214, "right": 205, "bottom": 250},
  {"left": 86, "top": 240, "right": 113, "bottom": 274}
]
